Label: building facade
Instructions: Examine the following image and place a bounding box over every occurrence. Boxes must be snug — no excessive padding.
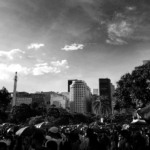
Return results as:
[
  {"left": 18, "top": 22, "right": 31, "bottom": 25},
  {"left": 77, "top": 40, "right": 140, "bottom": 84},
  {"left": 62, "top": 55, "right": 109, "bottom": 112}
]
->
[
  {"left": 50, "top": 92, "right": 67, "bottom": 109},
  {"left": 93, "top": 89, "right": 99, "bottom": 95},
  {"left": 70, "top": 80, "right": 91, "bottom": 114},
  {"left": 15, "top": 92, "right": 32, "bottom": 106},
  {"left": 68, "top": 79, "right": 77, "bottom": 92},
  {"left": 99, "top": 78, "right": 112, "bottom": 114}
]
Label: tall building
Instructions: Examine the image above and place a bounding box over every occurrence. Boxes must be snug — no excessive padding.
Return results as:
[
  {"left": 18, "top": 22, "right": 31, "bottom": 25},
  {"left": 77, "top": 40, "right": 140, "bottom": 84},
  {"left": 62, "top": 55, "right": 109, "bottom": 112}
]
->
[
  {"left": 99, "top": 78, "right": 112, "bottom": 114},
  {"left": 93, "top": 89, "right": 99, "bottom": 95},
  {"left": 70, "top": 80, "right": 91, "bottom": 114},
  {"left": 68, "top": 79, "right": 77, "bottom": 92}
]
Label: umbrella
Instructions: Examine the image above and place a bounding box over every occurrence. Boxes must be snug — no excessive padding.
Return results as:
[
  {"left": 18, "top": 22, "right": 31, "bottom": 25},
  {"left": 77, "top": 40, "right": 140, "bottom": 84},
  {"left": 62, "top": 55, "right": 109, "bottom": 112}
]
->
[
  {"left": 7, "top": 125, "right": 20, "bottom": 134},
  {"left": 16, "top": 126, "right": 36, "bottom": 136},
  {"left": 16, "top": 126, "right": 29, "bottom": 136},
  {"left": 131, "top": 119, "right": 147, "bottom": 125},
  {"left": 35, "top": 122, "right": 45, "bottom": 128},
  {"left": 35, "top": 122, "right": 52, "bottom": 129}
]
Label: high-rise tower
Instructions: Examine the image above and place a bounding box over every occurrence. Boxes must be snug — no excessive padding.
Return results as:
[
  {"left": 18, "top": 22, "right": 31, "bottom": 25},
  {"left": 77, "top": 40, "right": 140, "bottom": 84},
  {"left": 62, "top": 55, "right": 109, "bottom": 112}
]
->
[
  {"left": 99, "top": 78, "right": 112, "bottom": 114},
  {"left": 12, "top": 72, "right": 17, "bottom": 106},
  {"left": 68, "top": 79, "right": 77, "bottom": 92},
  {"left": 70, "top": 80, "right": 91, "bottom": 114}
]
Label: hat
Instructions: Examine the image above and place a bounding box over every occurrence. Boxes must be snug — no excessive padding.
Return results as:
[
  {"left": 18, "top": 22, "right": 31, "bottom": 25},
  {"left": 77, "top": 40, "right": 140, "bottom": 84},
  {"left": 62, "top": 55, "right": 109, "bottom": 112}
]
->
[{"left": 48, "top": 127, "right": 58, "bottom": 134}]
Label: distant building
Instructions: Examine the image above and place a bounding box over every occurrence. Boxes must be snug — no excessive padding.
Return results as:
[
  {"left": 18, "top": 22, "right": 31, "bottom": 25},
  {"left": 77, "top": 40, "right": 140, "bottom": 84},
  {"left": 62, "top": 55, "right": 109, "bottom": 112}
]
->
[
  {"left": 70, "top": 80, "right": 91, "bottom": 114},
  {"left": 16, "top": 92, "right": 32, "bottom": 106},
  {"left": 50, "top": 92, "right": 68, "bottom": 109},
  {"left": 99, "top": 78, "right": 112, "bottom": 114},
  {"left": 68, "top": 79, "right": 77, "bottom": 92},
  {"left": 53, "top": 101, "right": 61, "bottom": 107},
  {"left": 61, "top": 92, "right": 70, "bottom": 108},
  {"left": 93, "top": 89, "right": 99, "bottom": 95},
  {"left": 30, "top": 93, "right": 45, "bottom": 108}
]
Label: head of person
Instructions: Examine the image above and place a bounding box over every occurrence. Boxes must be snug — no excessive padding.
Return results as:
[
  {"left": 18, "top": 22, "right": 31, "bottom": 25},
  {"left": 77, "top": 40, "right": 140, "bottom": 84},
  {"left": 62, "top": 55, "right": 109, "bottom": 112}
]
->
[
  {"left": 47, "top": 127, "right": 61, "bottom": 139},
  {"left": 46, "top": 140, "right": 57, "bottom": 150},
  {"left": 0, "top": 142, "right": 7, "bottom": 150},
  {"left": 31, "top": 128, "right": 45, "bottom": 149}
]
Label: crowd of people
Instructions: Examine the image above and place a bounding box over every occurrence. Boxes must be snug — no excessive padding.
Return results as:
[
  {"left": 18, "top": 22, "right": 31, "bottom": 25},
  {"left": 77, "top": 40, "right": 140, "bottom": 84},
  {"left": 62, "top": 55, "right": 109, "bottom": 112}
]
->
[{"left": 0, "top": 122, "right": 150, "bottom": 150}]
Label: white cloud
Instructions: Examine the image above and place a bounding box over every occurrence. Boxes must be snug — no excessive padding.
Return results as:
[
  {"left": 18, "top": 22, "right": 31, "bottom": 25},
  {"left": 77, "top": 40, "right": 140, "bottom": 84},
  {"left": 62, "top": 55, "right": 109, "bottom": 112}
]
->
[
  {"left": 0, "top": 49, "right": 25, "bottom": 60},
  {"left": 107, "top": 21, "right": 133, "bottom": 45},
  {"left": 33, "top": 60, "right": 69, "bottom": 76},
  {"left": 0, "top": 63, "right": 30, "bottom": 80},
  {"left": 51, "top": 60, "right": 69, "bottom": 68},
  {"left": 106, "top": 38, "right": 127, "bottom": 45},
  {"left": 32, "top": 63, "right": 60, "bottom": 75},
  {"left": 62, "top": 43, "right": 84, "bottom": 51},
  {"left": 27, "top": 43, "right": 44, "bottom": 50}
]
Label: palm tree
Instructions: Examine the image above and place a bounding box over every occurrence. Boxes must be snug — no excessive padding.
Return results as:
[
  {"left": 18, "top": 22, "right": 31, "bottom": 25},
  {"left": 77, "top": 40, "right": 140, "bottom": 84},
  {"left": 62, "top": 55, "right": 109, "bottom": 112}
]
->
[
  {"left": 92, "top": 99, "right": 101, "bottom": 117},
  {"left": 100, "top": 96, "right": 111, "bottom": 117}
]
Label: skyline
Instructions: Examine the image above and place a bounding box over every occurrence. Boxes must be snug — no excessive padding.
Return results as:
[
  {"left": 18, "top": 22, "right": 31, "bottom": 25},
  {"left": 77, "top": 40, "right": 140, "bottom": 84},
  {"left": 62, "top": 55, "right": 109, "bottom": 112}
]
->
[{"left": 0, "top": 0, "right": 150, "bottom": 93}]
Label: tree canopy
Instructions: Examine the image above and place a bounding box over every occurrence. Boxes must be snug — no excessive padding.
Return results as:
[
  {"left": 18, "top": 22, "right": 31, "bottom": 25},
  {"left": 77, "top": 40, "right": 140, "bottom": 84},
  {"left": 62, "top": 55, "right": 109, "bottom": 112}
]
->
[
  {"left": 114, "top": 62, "right": 150, "bottom": 109},
  {"left": 0, "top": 87, "right": 11, "bottom": 112},
  {"left": 11, "top": 104, "right": 32, "bottom": 123}
]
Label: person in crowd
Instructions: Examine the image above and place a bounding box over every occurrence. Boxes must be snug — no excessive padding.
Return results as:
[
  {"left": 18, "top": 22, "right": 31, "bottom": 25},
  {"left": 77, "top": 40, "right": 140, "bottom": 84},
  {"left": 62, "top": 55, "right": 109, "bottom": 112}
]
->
[
  {"left": 46, "top": 141, "right": 57, "bottom": 150},
  {"left": 0, "top": 141, "right": 7, "bottom": 150},
  {"left": 45, "top": 126, "right": 62, "bottom": 150},
  {"left": 30, "top": 128, "right": 47, "bottom": 150}
]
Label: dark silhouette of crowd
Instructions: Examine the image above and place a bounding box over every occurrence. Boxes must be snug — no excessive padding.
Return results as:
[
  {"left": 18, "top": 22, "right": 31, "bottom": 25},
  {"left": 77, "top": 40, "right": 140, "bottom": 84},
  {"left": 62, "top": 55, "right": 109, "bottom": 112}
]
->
[{"left": 0, "top": 122, "right": 150, "bottom": 150}]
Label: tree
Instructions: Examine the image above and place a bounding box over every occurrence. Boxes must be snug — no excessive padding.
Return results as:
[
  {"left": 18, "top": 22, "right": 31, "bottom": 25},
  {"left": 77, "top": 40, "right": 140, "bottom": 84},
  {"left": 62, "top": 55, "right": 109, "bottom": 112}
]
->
[
  {"left": 100, "top": 96, "right": 111, "bottom": 117},
  {"left": 11, "top": 104, "right": 32, "bottom": 123},
  {"left": 0, "top": 87, "right": 12, "bottom": 112},
  {"left": 114, "top": 62, "right": 150, "bottom": 109},
  {"left": 47, "top": 105, "right": 60, "bottom": 118},
  {"left": 92, "top": 96, "right": 112, "bottom": 118},
  {"left": 92, "top": 99, "right": 101, "bottom": 117}
]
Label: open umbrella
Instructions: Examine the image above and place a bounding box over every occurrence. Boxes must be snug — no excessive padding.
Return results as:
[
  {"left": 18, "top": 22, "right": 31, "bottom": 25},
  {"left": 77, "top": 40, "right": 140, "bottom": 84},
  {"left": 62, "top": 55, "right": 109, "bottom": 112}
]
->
[
  {"left": 35, "top": 122, "right": 45, "bottom": 128},
  {"left": 16, "top": 126, "right": 36, "bottom": 136}
]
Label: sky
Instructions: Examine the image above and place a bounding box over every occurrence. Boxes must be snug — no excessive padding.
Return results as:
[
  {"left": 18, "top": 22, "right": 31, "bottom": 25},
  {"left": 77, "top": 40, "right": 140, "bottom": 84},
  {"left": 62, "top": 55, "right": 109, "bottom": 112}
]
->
[{"left": 0, "top": 0, "right": 150, "bottom": 93}]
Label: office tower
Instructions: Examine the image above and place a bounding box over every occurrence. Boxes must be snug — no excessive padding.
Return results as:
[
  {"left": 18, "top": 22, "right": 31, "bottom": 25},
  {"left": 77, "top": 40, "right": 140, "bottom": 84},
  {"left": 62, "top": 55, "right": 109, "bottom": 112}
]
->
[
  {"left": 93, "top": 89, "right": 99, "bottom": 95},
  {"left": 99, "top": 78, "right": 112, "bottom": 114},
  {"left": 68, "top": 79, "right": 77, "bottom": 92},
  {"left": 70, "top": 80, "right": 91, "bottom": 114}
]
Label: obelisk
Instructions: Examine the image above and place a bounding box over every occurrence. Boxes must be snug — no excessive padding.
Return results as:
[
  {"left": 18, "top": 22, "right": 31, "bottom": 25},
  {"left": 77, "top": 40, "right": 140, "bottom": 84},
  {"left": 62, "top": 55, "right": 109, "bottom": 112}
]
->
[{"left": 12, "top": 72, "right": 17, "bottom": 107}]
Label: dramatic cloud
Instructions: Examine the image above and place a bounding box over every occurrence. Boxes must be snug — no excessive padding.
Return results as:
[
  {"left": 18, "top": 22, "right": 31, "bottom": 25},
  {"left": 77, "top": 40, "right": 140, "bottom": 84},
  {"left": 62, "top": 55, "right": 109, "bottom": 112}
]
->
[
  {"left": 32, "top": 60, "right": 69, "bottom": 75},
  {"left": 0, "top": 49, "right": 25, "bottom": 60},
  {"left": 27, "top": 43, "right": 45, "bottom": 50},
  {"left": 62, "top": 43, "right": 84, "bottom": 51},
  {"left": 106, "top": 21, "right": 133, "bottom": 45},
  {"left": 0, "top": 63, "right": 30, "bottom": 80}
]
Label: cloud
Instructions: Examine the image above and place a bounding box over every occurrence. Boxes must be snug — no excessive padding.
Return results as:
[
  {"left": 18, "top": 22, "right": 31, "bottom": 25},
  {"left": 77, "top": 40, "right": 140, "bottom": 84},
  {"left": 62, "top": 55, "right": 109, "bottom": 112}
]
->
[
  {"left": 106, "top": 38, "right": 127, "bottom": 45},
  {"left": 0, "top": 63, "right": 30, "bottom": 80},
  {"left": 51, "top": 60, "right": 69, "bottom": 69},
  {"left": 106, "top": 21, "right": 133, "bottom": 45},
  {"left": 62, "top": 43, "right": 84, "bottom": 51},
  {"left": 27, "top": 43, "right": 44, "bottom": 50},
  {"left": 32, "top": 60, "right": 69, "bottom": 75},
  {"left": 32, "top": 63, "right": 60, "bottom": 75},
  {"left": 0, "top": 49, "right": 25, "bottom": 60},
  {"left": 0, "top": 60, "right": 69, "bottom": 79}
]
